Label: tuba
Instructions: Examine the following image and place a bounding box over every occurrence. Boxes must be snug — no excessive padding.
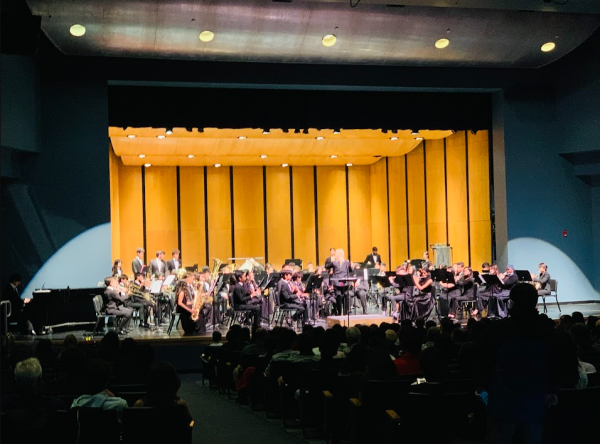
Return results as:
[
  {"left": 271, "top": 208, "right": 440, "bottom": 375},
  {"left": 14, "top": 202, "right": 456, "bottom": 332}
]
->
[{"left": 192, "top": 258, "right": 222, "bottom": 321}]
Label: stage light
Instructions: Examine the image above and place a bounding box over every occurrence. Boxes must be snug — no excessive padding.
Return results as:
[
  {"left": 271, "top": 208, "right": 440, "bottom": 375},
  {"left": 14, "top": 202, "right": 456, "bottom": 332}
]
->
[
  {"left": 127, "top": 134, "right": 136, "bottom": 139},
  {"left": 330, "top": 155, "right": 338, "bottom": 159},
  {"left": 214, "top": 163, "right": 222, "bottom": 168},
  {"left": 187, "top": 154, "right": 195, "bottom": 158},
  {"left": 157, "top": 135, "right": 166, "bottom": 139},
  {"left": 541, "top": 42, "right": 556, "bottom": 52},
  {"left": 165, "top": 128, "right": 173, "bottom": 135},
  {"left": 262, "top": 129, "right": 270, "bottom": 135},
  {"left": 70, "top": 24, "right": 86, "bottom": 37},
  {"left": 199, "top": 31, "right": 214, "bottom": 42},
  {"left": 144, "top": 163, "right": 151, "bottom": 167},
  {"left": 390, "top": 137, "right": 398, "bottom": 141},
  {"left": 322, "top": 34, "right": 337, "bottom": 47},
  {"left": 260, "top": 155, "right": 268, "bottom": 159},
  {"left": 416, "top": 137, "right": 424, "bottom": 141},
  {"left": 281, "top": 163, "right": 289, "bottom": 167},
  {"left": 333, "top": 129, "right": 341, "bottom": 134},
  {"left": 138, "top": 154, "right": 146, "bottom": 159},
  {"left": 435, "top": 38, "right": 450, "bottom": 49},
  {"left": 316, "top": 136, "right": 325, "bottom": 140},
  {"left": 238, "top": 136, "right": 247, "bottom": 140},
  {"left": 346, "top": 163, "right": 353, "bottom": 167}
]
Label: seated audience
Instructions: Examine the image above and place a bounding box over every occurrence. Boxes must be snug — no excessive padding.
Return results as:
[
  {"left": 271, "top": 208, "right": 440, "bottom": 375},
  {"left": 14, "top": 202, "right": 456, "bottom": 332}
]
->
[{"left": 71, "top": 358, "right": 128, "bottom": 412}]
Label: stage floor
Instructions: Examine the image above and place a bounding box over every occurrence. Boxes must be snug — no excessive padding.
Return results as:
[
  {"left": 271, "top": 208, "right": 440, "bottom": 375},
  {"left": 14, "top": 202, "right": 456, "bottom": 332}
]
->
[{"left": 12, "top": 301, "right": 600, "bottom": 345}]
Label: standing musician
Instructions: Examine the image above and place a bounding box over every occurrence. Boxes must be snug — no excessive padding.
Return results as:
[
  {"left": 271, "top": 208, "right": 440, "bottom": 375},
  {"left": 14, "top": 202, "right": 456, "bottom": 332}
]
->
[
  {"left": 167, "top": 249, "right": 181, "bottom": 274},
  {"left": 232, "top": 271, "right": 261, "bottom": 328},
  {"left": 112, "top": 259, "right": 123, "bottom": 277},
  {"left": 411, "top": 267, "right": 434, "bottom": 319},
  {"left": 149, "top": 251, "right": 168, "bottom": 277},
  {"left": 104, "top": 276, "right": 133, "bottom": 335},
  {"left": 364, "top": 247, "right": 381, "bottom": 267},
  {"left": 324, "top": 247, "right": 336, "bottom": 268},
  {"left": 448, "top": 267, "right": 476, "bottom": 319},
  {"left": 276, "top": 270, "right": 306, "bottom": 323},
  {"left": 176, "top": 273, "right": 205, "bottom": 336},
  {"left": 532, "top": 263, "right": 551, "bottom": 296},
  {"left": 132, "top": 248, "right": 145, "bottom": 275},
  {"left": 325, "top": 249, "right": 354, "bottom": 315}
]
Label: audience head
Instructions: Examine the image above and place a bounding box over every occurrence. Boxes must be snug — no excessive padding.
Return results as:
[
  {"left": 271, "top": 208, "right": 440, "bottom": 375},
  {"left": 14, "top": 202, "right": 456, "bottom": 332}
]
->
[
  {"left": 147, "top": 361, "right": 182, "bottom": 405},
  {"left": 559, "top": 314, "right": 573, "bottom": 331},
  {"left": 572, "top": 311, "right": 585, "bottom": 325},
  {"left": 346, "top": 327, "right": 361, "bottom": 346},
  {"left": 212, "top": 330, "right": 222, "bottom": 343},
  {"left": 508, "top": 283, "right": 539, "bottom": 316},
  {"left": 14, "top": 357, "right": 43, "bottom": 395},
  {"left": 297, "top": 333, "right": 314, "bottom": 356}
]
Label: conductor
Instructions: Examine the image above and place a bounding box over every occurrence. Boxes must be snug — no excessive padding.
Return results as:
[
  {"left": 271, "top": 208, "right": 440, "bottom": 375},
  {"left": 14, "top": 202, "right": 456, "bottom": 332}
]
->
[{"left": 325, "top": 249, "right": 354, "bottom": 315}]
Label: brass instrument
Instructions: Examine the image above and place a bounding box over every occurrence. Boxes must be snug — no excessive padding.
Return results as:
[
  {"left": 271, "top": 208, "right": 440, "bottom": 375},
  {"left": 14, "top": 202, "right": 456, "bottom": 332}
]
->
[
  {"left": 192, "top": 258, "right": 222, "bottom": 321},
  {"left": 129, "top": 282, "right": 151, "bottom": 301}
]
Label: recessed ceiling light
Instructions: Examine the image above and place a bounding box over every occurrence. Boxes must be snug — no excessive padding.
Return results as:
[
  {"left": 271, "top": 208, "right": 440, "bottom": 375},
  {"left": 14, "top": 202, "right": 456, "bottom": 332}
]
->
[
  {"left": 187, "top": 154, "right": 195, "bottom": 159},
  {"left": 435, "top": 38, "right": 450, "bottom": 49},
  {"left": 127, "top": 134, "right": 136, "bottom": 139},
  {"left": 416, "top": 137, "right": 424, "bottom": 141},
  {"left": 322, "top": 34, "right": 337, "bottom": 47},
  {"left": 346, "top": 163, "right": 353, "bottom": 167},
  {"left": 411, "top": 130, "right": 419, "bottom": 135},
  {"left": 390, "top": 137, "right": 398, "bottom": 141},
  {"left": 165, "top": 128, "right": 173, "bottom": 135},
  {"left": 214, "top": 163, "right": 222, "bottom": 168},
  {"left": 333, "top": 130, "right": 341, "bottom": 135},
  {"left": 138, "top": 154, "right": 146, "bottom": 159},
  {"left": 199, "top": 31, "right": 214, "bottom": 42},
  {"left": 238, "top": 136, "right": 247, "bottom": 140},
  {"left": 316, "top": 136, "right": 325, "bottom": 140},
  {"left": 260, "top": 155, "right": 268, "bottom": 159},
  {"left": 541, "top": 42, "right": 556, "bottom": 52},
  {"left": 144, "top": 163, "right": 151, "bottom": 168},
  {"left": 262, "top": 129, "right": 270, "bottom": 135},
  {"left": 330, "top": 155, "right": 338, "bottom": 159},
  {"left": 281, "top": 163, "right": 289, "bottom": 167},
  {"left": 70, "top": 24, "right": 86, "bottom": 37},
  {"left": 157, "top": 135, "right": 166, "bottom": 139}
]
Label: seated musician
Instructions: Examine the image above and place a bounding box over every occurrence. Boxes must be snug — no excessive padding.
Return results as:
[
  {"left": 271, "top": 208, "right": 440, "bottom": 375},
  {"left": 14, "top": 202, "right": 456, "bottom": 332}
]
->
[
  {"left": 474, "top": 262, "right": 493, "bottom": 316},
  {"left": 412, "top": 267, "right": 434, "bottom": 319},
  {"left": 448, "top": 267, "right": 476, "bottom": 319},
  {"left": 350, "top": 272, "right": 368, "bottom": 315},
  {"left": 215, "top": 265, "right": 232, "bottom": 323},
  {"left": 291, "top": 272, "right": 312, "bottom": 317},
  {"left": 175, "top": 273, "right": 205, "bottom": 336},
  {"left": 532, "top": 263, "right": 551, "bottom": 296},
  {"left": 437, "top": 265, "right": 460, "bottom": 318},
  {"left": 421, "top": 251, "right": 434, "bottom": 271},
  {"left": 276, "top": 270, "right": 305, "bottom": 323},
  {"left": 118, "top": 275, "right": 150, "bottom": 329},
  {"left": 104, "top": 276, "right": 133, "bottom": 335},
  {"left": 232, "top": 271, "right": 261, "bottom": 328},
  {"left": 490, "top": 264, "right": 518, "bottom": 318},
  {"left": 386, "top": 265, "right": 409, "bottom": 321}
]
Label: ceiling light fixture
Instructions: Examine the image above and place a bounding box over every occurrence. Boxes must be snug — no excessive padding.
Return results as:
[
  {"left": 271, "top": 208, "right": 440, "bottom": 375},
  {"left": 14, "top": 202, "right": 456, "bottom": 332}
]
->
[
  {"left": 238, "top": 136, "right": 247, "bottom": 140},
  {"left": 144, "top": 163, "right": 151, "bottom": 168},
  {"left": 262, "top": 129, "right": 270, "bottom": 135},
  {"left": 541, "top": 42, "right": 556, "bottom": 52},
  {"left": 157, "top": 135, "right": 166, "bottom": 139},
  {"left": 390, "top": 137, "right": 398, "bottom": 141},
  {"left": 322, "top": 34, "right": 337, "bottom": 47},
  {"left": 330, "top": 155, "right": 338, "bottom": 159},
  {"left": 260, "top": 155, "right": 268, "bottom": 159},
  {"left": 70, "top": 24, "right": 86, "bottom": 37},
  {"left": 127, "top": 134, "right": 136, "bottom": 139},
  {"left": 346, "top": 163, "right": 353, "bottom": 167},
  {"left": 214, "top": 163, "right": 222, "bottom": 168},
  {"left": 333, "top": 129, "right": 341, "bottom": 134},
  {"left": 316, "top": 136, "right": 325, "bottom": 140},
  {"left": 416, "top": 137, "right": 424, "bottom": 141},
  {"left": 138, "top": 154, "right": 146, "bottom": 159},
  {"left": 199, "top": 31, "right": 214, "bottom": 42},
  {"left": 435, "top": 38, "right": 450, "bottom": 49},
  {"left": 411, "top": 130, "right": 419, "bottom": 135},
  {"left": 165, "top": 128, "right": 173, "bottom": 135},
  {"left": 187, "top": 154, "right": 195, "bottom": 158},
  {"left": 281, "top": 163, "right": 289, "bottom": 167}
]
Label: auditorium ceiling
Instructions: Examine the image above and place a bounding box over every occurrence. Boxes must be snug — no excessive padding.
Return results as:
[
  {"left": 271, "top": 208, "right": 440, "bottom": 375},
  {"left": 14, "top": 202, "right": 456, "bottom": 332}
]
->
[
  {"left": 27, "top": 0, "right": 600, "bottom": 68},
  {"left": 109, "top": 127, "right": 454, "bottom": 166}
]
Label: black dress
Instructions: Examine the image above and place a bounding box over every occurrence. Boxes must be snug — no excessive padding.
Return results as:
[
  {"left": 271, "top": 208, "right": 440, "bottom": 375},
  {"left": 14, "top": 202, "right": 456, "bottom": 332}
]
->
[{"left": 411, "top": 274, "right": 434, "bottom": 319}]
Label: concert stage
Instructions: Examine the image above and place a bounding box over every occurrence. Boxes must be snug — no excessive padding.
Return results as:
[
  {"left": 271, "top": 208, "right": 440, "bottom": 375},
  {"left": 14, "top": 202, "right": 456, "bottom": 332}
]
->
[{"left": 327, "top": 314, "right": 394, "bottom": 328}]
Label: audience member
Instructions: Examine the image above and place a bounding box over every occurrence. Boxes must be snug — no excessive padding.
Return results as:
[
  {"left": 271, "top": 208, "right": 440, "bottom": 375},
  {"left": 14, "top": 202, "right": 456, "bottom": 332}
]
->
[{"left": 71, "top": 358, "right": 128, "bottom": 413}]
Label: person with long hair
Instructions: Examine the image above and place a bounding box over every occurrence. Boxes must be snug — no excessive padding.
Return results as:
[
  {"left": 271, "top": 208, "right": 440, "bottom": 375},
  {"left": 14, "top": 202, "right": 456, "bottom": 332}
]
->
[
  {"left": 176, "top": 273, "right": 204, "bottom": 336},
  {"left": 112, "top": 259, "right": 123, "bottom": 277},
  {"left": 325, "top": 248, "right": 354, "bottom": 315}
]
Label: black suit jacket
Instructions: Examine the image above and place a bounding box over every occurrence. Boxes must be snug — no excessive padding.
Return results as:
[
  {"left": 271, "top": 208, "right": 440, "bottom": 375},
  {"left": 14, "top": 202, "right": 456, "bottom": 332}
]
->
[
  {"left": 104, "top": 287, "right": 128, "bottom": 310},
  {"left": 2, "top": 284, "right": 23, "bottom": 319},
  {"left": 166, "top": 259, "right": 181, "bottom": 273},
  {"left": 364, "top": 253, "right": 381, "bottom": 266},
  {"left": 233, "top": 283, "right": 250, "bottom": 307},
  {"left": 132, "top": 257, "right": 144, "bottom": 275},
  {"left": 325, "top": 260, "right": 353, "bottom": 282},
  {"left": 276, "top": 279, "right": 298, "bottom": 305}
]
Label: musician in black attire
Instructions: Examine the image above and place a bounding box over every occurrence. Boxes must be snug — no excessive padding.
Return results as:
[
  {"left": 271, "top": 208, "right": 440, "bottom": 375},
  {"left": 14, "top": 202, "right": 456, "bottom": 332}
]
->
[
  {"left": 448, "top": 267, "right": 476, "bottom": 319},
  {"left": 475, "top": 262, "right": 493, "bottom": 316},
  {"left": 350, "top": 271, "right": 368, "bottom": 315},
  {"left": 2, "top": 273, "right": 35, "bottom": 335},
  {"left": 176, "top": 273, "right": 205, "bottom": 335},
  {"left": 276, "top": 270, "right": 306, "bottom": 322},
  {"left": 118, "top": 275, "right": 152, "bottom": 328},
  {"left": 232, "top": 271, "right": 261, "bottom": 328},
  {"left": 490, "top": 264, "right": 518, "bottom": 318},
  {"left": 325, "top": 248, "right": 354, "bottom": 315},
  {"left": 532, "top": 263, "right": 551, "bottom": 296},
  {"left": 104, "top": 276, "right": 133, "bottom": 335},
  {"left": 387, "top": 265, "right": 410, "bottom": 321},
  {"left": 324, "top": 248, "right": 336, "bottom": 267},
  {"left": 364, "top": 246, "right": 381, "bottom": 267}
]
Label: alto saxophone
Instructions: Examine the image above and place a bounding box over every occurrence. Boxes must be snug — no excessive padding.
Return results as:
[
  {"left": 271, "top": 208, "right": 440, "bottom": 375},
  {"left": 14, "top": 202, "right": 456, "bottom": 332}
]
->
[{"left": 191, "top": 258, "right": 222, "bottom": 321}]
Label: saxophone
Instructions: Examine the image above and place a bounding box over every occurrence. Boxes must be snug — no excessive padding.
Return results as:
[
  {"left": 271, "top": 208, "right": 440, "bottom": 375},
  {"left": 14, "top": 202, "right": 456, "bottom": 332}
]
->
[{"left": 192, "top": 258, "right": 222, "bottom": 321}]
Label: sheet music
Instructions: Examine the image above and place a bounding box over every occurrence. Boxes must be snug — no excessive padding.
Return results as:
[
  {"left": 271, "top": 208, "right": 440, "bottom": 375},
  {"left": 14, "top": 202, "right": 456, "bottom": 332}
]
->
[
  {"left": 149, "top": 280, "right": 163, "bottom": 294},
  {"left": 163, "top": 275, "right": 175, "bottom": 287}
]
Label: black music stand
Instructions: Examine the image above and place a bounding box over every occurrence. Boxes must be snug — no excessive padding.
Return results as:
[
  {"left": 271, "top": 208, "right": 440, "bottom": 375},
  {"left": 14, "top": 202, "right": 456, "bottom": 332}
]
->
[
  {"left": 263, "top": 273, "right": 281, "bottom": 326},
  {"left": 304, "top": 274, "right": 323, "bottom": 323},
  {"left": 516, "top": 270, "right": 533, "bottom": 282},
  {"left": 333, "top": 277, "right": 357, "bottom": 326},
  {"left": 476, "top": 273, "right": 502, "bottom": 317}
]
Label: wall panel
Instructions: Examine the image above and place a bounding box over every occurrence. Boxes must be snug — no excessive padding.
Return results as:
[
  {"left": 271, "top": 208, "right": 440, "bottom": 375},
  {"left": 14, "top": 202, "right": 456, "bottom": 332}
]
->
[
  {"left": 266, "top": 167, "right": 291, "bottom": 268},
  {"left": 406, "top": 145, "right": 427, "bottom": 259},
  {"left": 387, "top": 156, "right": 408, "bottom": 266},
  {"left": 425, "top": 139, "right": 448, "bottom": 253},
  {"left": 468, "top": 130, "right": 492, "bottom": 268},
  {"left": 117, "top": 165, "right": 143, "bottom": 276},
  {"left": 446, "top": 132, "right": 470, "bottom": 264},
  {"left": 369, "top": 159, "right": 390, "bottom": 264},
  {"left": 109, "top": 146, "right": 121, "bottom": 263},
  {"left": 206, "top": 167, "right": 232, "bottom": 263},
  {"left": 292, "top": 167, "right": 316, "bottom": 266},
  {"left": 348, "top": 165, "right": 372, "bottom": 263},
  {"left": 317, "top": 166, "right": 348, "bottom": 261},
  {"left": 179, "top": 167, "right": 206, "bottom": 268},
  {"left": 233, "top": 167, "right": 265, "bottom": 261},
  {"left": 144, "top": 167, "right": 178, "bottom": 267}
]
